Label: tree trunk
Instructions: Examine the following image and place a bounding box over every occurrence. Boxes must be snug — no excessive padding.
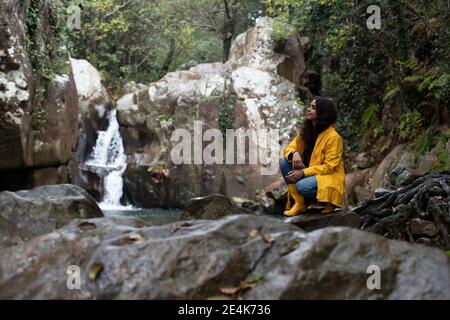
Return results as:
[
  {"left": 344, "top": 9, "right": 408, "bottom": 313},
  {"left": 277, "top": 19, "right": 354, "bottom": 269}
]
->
[
  {"left": 161, "top": 37, "right": 176, "bottom": 75},
  {"left": 222, "top": 0, "right": 237, "bottom": 62}
]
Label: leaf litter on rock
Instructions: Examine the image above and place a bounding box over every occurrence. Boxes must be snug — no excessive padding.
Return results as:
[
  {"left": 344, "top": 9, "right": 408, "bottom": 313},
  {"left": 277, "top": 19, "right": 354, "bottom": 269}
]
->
[{"left": 88, "top": 262, "right": 103, "bottom": 282}]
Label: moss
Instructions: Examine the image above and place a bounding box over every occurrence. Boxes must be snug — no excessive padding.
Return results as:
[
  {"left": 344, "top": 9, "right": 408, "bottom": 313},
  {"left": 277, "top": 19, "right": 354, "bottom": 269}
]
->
[
  {"left": 431, "top": 139, "right": 450, "bottom": 172},
  {"left": 25, "top": 0, "right": 70, "bottom": 135}
]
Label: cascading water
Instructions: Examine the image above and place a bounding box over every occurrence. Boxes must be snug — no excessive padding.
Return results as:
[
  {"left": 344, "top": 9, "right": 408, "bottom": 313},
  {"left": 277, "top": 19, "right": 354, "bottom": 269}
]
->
[{"left": 85, "top": 108, "right": 129, "bottom": 210}]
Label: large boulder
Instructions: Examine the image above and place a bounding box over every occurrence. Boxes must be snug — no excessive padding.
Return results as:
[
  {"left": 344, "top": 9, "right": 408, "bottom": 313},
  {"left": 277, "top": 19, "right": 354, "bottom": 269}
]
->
[
  {"left": 284, "top": 209, "right": 360, "bottom": 231},
  {"left": 0, "top": 184, "right": 103, "bottom": 247},
  {"left": 117, "top": 17, "right": 304, "bottom": 208},
  {"left": 0, "top": 214, "right": 448, "bottom": 299},
  {"left": 0, "top": 0, "right": 79, "bottom": 191}
]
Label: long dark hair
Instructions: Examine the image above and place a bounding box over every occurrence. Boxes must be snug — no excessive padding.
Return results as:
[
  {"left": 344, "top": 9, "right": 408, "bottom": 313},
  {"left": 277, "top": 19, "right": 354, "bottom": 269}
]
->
[{"left": 300, "top": 96, "right": 338, "bottom": 166}]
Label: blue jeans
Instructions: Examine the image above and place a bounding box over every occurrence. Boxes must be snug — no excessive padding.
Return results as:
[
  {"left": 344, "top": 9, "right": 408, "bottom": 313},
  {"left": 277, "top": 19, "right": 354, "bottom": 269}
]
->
[{"left": 279, "top": 158, "right": 317, "bottom": 200}]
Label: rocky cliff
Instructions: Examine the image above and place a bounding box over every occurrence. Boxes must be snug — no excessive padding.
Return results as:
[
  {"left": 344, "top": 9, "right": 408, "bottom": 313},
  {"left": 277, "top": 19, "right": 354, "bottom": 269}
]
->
[{"left": 0, "top": 0, "right": 79, "bottom": 190}]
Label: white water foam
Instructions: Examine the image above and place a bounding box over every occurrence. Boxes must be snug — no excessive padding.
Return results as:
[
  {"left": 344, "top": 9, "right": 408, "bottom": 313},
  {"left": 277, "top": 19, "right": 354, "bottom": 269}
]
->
[{"left": 86, "top": 108, "right": 131, "bottom": 210}]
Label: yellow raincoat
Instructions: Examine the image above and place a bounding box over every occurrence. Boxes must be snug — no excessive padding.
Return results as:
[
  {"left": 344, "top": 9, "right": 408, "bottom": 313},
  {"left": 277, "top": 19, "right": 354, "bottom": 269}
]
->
[{"left": 284, "top": 124, "right": 345, "bottom": 208}]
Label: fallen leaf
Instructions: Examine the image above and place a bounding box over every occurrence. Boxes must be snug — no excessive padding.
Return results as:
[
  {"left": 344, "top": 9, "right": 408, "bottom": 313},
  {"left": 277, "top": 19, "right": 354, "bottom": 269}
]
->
[
  {"left": 128, "top": 233, "right": 145, "bottom": 242},
  {"left": 77, "top": 222, "right": 96, "bottom": 231},
  {"left": 239, "top": 282, "right": 255, "bottom": 290},
  {"left": 117, "top": 233, "right": 145, "bottom": 245},
  {"left": 220, "top": 286, "right": 241, "bottom": 295},
  {"left": 88, "top": 262, "right": 103, "bottom": 282},
  {"left": 207, "top": 295, "right": 232, "bottom": 300},
  {"left": 262, "top": 233, "right": 274, "bottom": 245},
  {"left": 249, "top": 228, "right": 260, "bottom": 237},
  {"left": 280, "top": 239, "right": 301, "bottom": 256}
]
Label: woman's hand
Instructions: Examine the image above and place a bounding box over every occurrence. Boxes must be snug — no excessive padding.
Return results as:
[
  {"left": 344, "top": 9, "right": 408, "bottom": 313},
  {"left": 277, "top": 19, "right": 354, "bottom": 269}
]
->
[
  {"left": 286, "top": 169, "right": 304, "bottom": 183},
  {"left": 292, "top": 152, "right": 305, "bottom": 169}
]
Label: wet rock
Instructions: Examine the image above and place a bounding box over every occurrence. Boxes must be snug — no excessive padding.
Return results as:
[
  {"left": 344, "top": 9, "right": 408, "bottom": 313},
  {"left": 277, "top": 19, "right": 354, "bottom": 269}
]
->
[
  {"left": 283, "top": 210, "right": 360, "bottom": 232},
  {"left": 180, "top": 194, "right": 243, "bottom": 220},
  {"left": 0, "top": 184, "right": 103, "bottom": 247},
  {"left": 0, "top": 214, "right": 448, "bottom": 299}
]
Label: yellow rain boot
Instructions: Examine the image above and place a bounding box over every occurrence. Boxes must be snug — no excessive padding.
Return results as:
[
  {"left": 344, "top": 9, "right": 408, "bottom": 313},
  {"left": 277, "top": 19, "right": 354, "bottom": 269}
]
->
[{"left": 284, "top": 184, "right": 306, "bottom": 217}]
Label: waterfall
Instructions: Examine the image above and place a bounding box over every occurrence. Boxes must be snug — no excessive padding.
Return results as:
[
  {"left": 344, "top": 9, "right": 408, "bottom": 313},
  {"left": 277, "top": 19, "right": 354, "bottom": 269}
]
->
[{"left": 86, "top": 108, "right": 129, "bottom": 210}]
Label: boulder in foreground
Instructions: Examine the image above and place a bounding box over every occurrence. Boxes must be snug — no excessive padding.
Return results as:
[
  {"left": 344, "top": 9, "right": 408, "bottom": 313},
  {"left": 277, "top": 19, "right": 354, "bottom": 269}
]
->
[
  {"left": 0, "top": 214, "right": 448, "bottom": 299},
  {"left": 0, "top": 184, "right": 103, "bottom": 247}
]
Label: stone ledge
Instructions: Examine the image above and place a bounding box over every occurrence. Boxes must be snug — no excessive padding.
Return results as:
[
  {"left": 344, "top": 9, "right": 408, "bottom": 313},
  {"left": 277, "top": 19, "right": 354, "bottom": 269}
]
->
[{"left": 283, "top": 209, "right": 360, "bottom": 231}]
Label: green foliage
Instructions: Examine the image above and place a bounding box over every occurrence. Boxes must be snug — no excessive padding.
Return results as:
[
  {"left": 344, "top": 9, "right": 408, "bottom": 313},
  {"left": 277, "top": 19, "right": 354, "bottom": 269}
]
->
[
  {"left": 217, "top": 93, "right": 236, "bottom": 137},
  {"left": 66, "top": 0, "right": 265, "bottom": 91},
  {"left": 360, "top": 104, "right": 383, "bottom": 138},
  {"left": 383, "top": 83, "right": 400, "bottom": 102},
  {"left": 413, "top": 130, "right": 433, "bottom": 160},
  {"left": 31, "top": 88, "right": 47, "bottom": 135},
  {"left": 431, "top": 135, "right": 450, "bottom": 172},
  {"left": 268, "top": 0, "right": 450, "bottom": 150},
  {"left": 270, "top": 14, "right": 296, "bottom": 41},
  {"left": 398, "top": 110, "right": 423, "bottom": 140},
  {"left": 156, "top": 114, "right": 176, "bottom": 122},
  {"left": 25, "top": 0, "right": 71, "bottom": 135}
]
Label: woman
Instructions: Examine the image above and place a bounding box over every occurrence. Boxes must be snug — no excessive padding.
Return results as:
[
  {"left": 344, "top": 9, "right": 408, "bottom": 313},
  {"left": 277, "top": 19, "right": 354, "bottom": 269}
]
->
[{"left": 280, "top": 97, "right": 345, "bottom": 216}]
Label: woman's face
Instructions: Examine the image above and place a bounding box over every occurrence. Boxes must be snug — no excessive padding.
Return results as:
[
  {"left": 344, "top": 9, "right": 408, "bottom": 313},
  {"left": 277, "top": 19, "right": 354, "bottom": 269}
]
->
[{"left": 306, "top": 100, "right": 317, "bottom": 121}]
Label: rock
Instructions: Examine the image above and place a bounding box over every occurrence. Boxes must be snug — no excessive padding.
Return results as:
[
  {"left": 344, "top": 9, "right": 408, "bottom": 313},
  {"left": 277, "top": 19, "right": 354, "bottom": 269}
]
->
[
  {"left": 371, "top": 144, "right": 409, "bottom": 191},
  {"left": 395, "top": 169, "right": 421, "bottom": 188},
  {"left": 417, "top": 149, "right": 439, "bottom": 173},
  {"left": 355, "top": 152, "right": 376, "bottom": 169},
  {"left": 180, "top": 194, "right": 242, "bottom": 220},
  {"left": 32, "top": 166, "right": 68, "bottom": 187},
  {"left": 116, "top": 93, "right": 146, "bottom": 127},
  {"left": 244, "top": 226, "right": 450, "bottom": 300},
  {"left": 283, "top": 210, "right": 360, "bottom": 231},
  {"left": 32, "top": 74, "right": 79, "bottom": 169},
  {"left": 228, "top": 17, "right": 285, "bottom": 73},
  {"left": 69, "top": 58, "right": 113, "bottom": 198},
  {"left": 69, "top": 58, "right": 111, "bottom": 116},
  {"left": 344, "top": 168, "right": 374, "bottom": 207},
  {"left": 409, "top": 219, "right": 439, "bottom": 237},
  {"left": 116, "top": 17, "right": 304, "bottom": 208},
  {"left": 0, "top": 0, "right": 79, "bottom": 190},
  {"left": 122, "top": 81, "right": 148, "bottom": 95},
  {"left": 0, "top": 214, "right": 449, "bottom": 299},
  {"left": 0, "top": 184, "right": 103, "bottom": 247}
]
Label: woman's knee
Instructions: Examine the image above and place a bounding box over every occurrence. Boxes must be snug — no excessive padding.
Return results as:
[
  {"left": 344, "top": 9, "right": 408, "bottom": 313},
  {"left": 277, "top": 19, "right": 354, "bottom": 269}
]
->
[
  {"left": 279, "top": 158, "right": 291, "bottom": 175},
  {"left": 295, "top": 178, "right": 317, "bottom": 198}
]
